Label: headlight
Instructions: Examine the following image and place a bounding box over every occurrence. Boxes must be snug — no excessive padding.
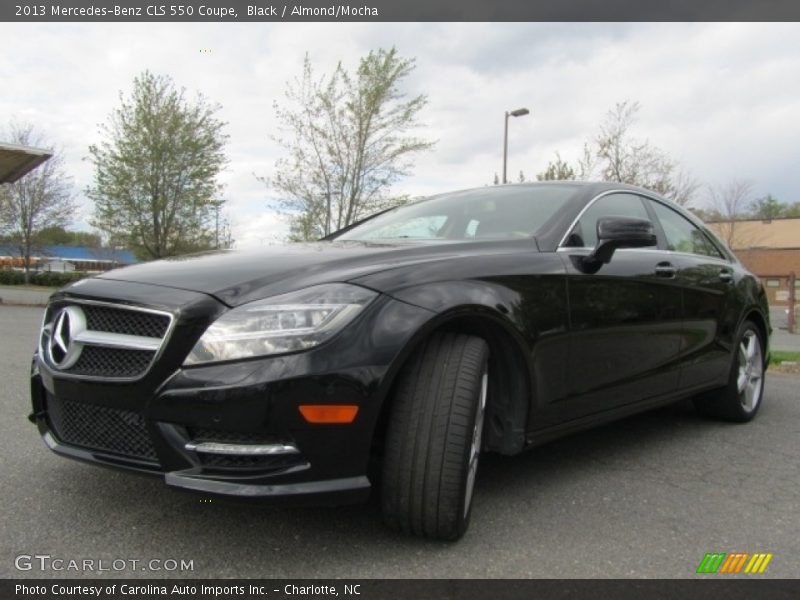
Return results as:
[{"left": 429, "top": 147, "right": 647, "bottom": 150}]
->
[{"left": 184, "top": 283, "right": 378, "bottom": 365}]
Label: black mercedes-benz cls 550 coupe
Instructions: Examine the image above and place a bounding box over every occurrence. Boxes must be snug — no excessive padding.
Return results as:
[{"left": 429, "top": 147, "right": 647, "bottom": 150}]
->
[{"left": 30, "top": 182, "right": 770, "bottom": 540}]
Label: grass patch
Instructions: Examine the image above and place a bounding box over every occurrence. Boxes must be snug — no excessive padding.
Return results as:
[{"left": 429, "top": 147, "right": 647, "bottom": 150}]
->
[{"left": 770, "top": 351, "right": 800, "bottom": 365}]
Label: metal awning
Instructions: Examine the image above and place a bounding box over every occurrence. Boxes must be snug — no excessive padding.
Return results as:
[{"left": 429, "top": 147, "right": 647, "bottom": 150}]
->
[{"left": 0, "top": 141, "right": 52, "bottom": 183}]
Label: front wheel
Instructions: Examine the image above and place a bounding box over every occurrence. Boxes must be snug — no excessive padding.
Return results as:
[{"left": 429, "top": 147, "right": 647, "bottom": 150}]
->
[
  {"left": 693, "top": 320, "right": 766, "bottom": 422},
  {"left": 381, "top": 332, "right": 490, "bottom": 540}
]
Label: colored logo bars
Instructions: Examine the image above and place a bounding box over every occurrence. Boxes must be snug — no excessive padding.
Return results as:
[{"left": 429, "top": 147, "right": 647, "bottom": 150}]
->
[{"left": 696, "top": 552, "right": 773, "bottom": 574}]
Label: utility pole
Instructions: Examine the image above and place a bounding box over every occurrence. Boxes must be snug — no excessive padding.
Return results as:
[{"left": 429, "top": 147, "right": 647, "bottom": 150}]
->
[{"left": 789, "top": 271, "right": 796, "bottom": 334}]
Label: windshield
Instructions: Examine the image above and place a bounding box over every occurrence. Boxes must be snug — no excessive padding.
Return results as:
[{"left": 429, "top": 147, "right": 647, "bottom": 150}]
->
[{"left": 336, "top": 185, "right": 580, "bottom": 242}]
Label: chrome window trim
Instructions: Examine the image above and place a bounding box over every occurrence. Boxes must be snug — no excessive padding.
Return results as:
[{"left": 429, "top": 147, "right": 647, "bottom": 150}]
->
[
  {"left": 38, "top": 298, "right": 177, "bottom": 383},
  {"left": 645, "top": 196, "right": 730, "bottom": 262},
  {"left": 557, "top": 189, "right": 732, "bottom": 263},
  {"left": 555, "top": 245, "right": 734, "bottom": 266},
  {"left": 556, "top": 189, "right": 647, "bottom": 249}
]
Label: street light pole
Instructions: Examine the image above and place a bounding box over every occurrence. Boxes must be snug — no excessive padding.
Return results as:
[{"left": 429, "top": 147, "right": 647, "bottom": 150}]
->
[
  {"left": 502, "top": 107, "right": 530, "bottom": 184},
  {"left": 503, "top": 113, "right": 509, "bottom": 184}
]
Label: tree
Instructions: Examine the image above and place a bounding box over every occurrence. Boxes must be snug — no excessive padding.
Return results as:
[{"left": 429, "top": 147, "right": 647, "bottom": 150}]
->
[
  {"left": 536, "top": 152, "right": 576, "bottom": 181},
  {"left": 269, "top": 48, "right": 435, "bottom": 240},
  {"left": 579, "top": 101, "right": 699, "bottom": 206},
  {"left": 0, "top": 123, "right": 75, "bottom": 283},
  {"left": 87, "top": 71, "right": 229, "bottom": 259},
  {"left": 210, "top": 199, "right": 234, "bottom": 250},
  {"left": 750, "top": 194, "right": 786, "bottom": 220},
  {"left": 687, "top": 206, "right": 722, "bottom": 223},
  {"left": 36, "top": 226, "right": 102, "bottom": 247},
  {"left": 707, "top": 179, "right": 754, "bottom": 247}
]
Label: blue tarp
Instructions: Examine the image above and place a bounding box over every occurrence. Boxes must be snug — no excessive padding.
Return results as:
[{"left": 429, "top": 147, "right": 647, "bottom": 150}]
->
[{"left": 0, "top": 244, "right": 137, "bottom": 264}]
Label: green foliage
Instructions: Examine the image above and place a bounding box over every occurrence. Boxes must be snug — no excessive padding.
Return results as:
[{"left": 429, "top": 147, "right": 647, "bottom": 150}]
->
[
  {"left": 749, "top": 194, "right": 800, "bottom": 219},
  {"left": 770, "top": 351, "right": 800, "bottom": 366},
  {"left": 287, "top": 206, "right": 327, "bottom": 243},
  {"left": 35, "top": 226, "right": 102, "bottom": 247},
  {"left": 269, "top": 48, "right": 435, "bottom": 240},
  {"left": 536, "top": 152, "right": 577, "bottom": 181},
  {"left": 87, "top": 71, "right": 230, "bottom": 258},
  {"left": 0, "top": 270, "right": 85, "bottom": 287},
  {"left": 0, "top": 270, "right": 25, "bottom": 285}
]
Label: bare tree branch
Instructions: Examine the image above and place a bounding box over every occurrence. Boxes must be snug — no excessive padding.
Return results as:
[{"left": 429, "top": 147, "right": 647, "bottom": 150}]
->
[
  {"left": 0, "top": 122, "right": 76, "bottom": 283},
  {"left": 706, "top": 179, "right": 755, "bottom": 247},
  {"left": 575, "top": 100, "right": 700, "bottom": 206}
]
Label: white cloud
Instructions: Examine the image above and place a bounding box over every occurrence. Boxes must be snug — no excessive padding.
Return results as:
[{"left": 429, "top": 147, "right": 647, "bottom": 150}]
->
[
  {"left": 2, "top": 22, "right": 800, "bottom": 249},
  {"left": 232, "top": 211, "right": 290, "bottom": 248}
]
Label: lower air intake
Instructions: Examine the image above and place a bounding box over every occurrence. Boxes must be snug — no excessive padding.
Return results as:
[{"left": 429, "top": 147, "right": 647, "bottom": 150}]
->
[{"left": 47, "top": 395, "right": 158, "bottom": 462}]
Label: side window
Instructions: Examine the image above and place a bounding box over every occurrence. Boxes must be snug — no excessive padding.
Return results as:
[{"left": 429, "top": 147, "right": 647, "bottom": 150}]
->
[
  {"left": 648, "top": 201, "right": 724, "bottom": 259},
  {"left": 565, "top": 193, "right": 649, "bottom": 248}
]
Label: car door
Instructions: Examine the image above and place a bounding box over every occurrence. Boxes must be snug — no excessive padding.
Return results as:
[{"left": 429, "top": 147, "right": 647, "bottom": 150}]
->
[
  {"left": 557, "top": 192, "right": 683, "bottom": 420},
  {"left": 644, "top": 199, "right": 739, "bottom": 390}
]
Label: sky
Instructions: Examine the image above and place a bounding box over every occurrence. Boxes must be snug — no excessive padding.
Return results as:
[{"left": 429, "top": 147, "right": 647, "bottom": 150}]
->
[{"left": 2, "top": 22, "right": 800, "bottom": 247}]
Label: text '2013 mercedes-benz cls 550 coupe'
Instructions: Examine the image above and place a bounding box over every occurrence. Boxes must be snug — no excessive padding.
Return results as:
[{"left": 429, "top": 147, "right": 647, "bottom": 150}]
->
[{"left": 30, "top": 182, "right": 770, "bottom": 540}]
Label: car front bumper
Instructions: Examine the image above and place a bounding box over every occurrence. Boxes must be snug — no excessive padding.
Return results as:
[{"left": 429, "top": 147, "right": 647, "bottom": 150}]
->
[{"left": 30, "top": 288, "right": 435, "bottom": 505}]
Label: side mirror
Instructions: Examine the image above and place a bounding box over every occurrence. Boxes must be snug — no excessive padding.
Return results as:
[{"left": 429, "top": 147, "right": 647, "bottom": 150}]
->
[{"left": 575, "top": 216, "right": 657, "bottom": 273}]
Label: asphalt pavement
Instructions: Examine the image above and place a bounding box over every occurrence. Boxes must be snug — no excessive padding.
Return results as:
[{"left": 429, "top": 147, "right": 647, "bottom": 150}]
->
[
  {"left": 1, "top": 305, "right": 798, "bottom": 579},
  {"left": 0, "top": 285, "right": 53, "bottom": 306}
]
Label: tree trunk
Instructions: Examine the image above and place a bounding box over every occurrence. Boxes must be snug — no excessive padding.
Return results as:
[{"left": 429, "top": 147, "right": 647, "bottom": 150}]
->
[{"left": 23, "top": 254, "right": 31, "bottom": 285}]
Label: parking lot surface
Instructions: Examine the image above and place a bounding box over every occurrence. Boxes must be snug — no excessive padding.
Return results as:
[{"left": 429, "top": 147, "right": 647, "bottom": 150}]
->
[{"left": 1, "top": 305, "right": 798, "bottom": 578}]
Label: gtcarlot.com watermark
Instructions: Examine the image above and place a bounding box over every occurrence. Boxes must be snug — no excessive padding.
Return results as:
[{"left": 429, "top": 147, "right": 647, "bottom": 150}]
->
[{"left": 15, "top": 554, "right": 194, "bottom": 573}]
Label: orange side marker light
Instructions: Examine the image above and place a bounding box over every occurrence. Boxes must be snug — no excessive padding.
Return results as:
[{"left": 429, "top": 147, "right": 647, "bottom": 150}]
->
[{"left": 299, "top": 405, "right": 359, "bottom": 424}]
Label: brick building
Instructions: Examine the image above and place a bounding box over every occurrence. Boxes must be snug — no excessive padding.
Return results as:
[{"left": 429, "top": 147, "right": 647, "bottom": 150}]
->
[{"left": 707, "top": 217, "right": 799, "bottom": 306}]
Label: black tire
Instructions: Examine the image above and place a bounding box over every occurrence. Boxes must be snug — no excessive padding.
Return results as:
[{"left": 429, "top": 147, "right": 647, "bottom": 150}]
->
[
  {"left": 381, "top": 332, "right": 490, "bottom": 541},
  {"left": 693, "top": 320, "right": 766, "bottom": 422}
]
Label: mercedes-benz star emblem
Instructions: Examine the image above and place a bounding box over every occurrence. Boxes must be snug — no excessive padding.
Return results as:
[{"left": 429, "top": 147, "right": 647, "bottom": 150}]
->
[{"left": 47, "top": 306, "right": 87, "bottom": 369}]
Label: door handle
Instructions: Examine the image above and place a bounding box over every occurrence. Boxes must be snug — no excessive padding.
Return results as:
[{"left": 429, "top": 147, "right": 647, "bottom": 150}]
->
[
  {"left": 655, "top": 262, "right": 676, "bottom": 278},
  {"left": 719, "top": 269, "right": 733, "bottom": 283}
]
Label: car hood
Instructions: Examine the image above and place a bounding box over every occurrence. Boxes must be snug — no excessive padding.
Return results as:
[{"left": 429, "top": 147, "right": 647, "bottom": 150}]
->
[{"left": 94, "top": 240, "right": 532, "bottom": 307}]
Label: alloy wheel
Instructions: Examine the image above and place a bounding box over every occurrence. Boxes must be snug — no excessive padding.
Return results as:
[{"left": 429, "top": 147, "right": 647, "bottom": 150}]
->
[{"left": 736, "top": 330, "right": 763, "bottom": 412}]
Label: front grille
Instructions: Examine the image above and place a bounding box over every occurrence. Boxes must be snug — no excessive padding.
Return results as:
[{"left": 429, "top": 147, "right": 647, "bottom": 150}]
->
[
  {"left": 67, "top": 346, "right": 155, "bottom": 378},
  {"left": 41, "top": 301, "right": 173, "bottom": 380},
  {"left": 65, "top": 346, "right": 153, "bottom": 377},
  {"left": 47, "top": 395, "right": 158, "bottom": 462},
  {"left": 84, "top": 305, "right": 170, "bottom": 338}
]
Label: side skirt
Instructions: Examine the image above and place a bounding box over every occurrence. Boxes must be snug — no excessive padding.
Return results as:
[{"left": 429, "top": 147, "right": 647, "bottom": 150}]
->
[{"left": 524, "top": 382, "right": 723, "bottom": 449}]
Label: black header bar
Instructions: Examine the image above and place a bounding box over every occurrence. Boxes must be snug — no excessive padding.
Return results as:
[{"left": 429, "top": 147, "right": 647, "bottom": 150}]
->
[
  {"left": 4, "top": 0, "right": 800, "bottom": 22},
  {"left": 4, "top": 579, "right": 800, "bottom": 600}
]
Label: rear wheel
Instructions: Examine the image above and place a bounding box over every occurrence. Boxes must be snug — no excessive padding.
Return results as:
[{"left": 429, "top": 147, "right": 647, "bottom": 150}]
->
[
  {"left": 381, "top": 332, "right": 489, "bottom": 540},
  {"left": 693, "top": 320, "right": 765, "bottom": 422}
]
